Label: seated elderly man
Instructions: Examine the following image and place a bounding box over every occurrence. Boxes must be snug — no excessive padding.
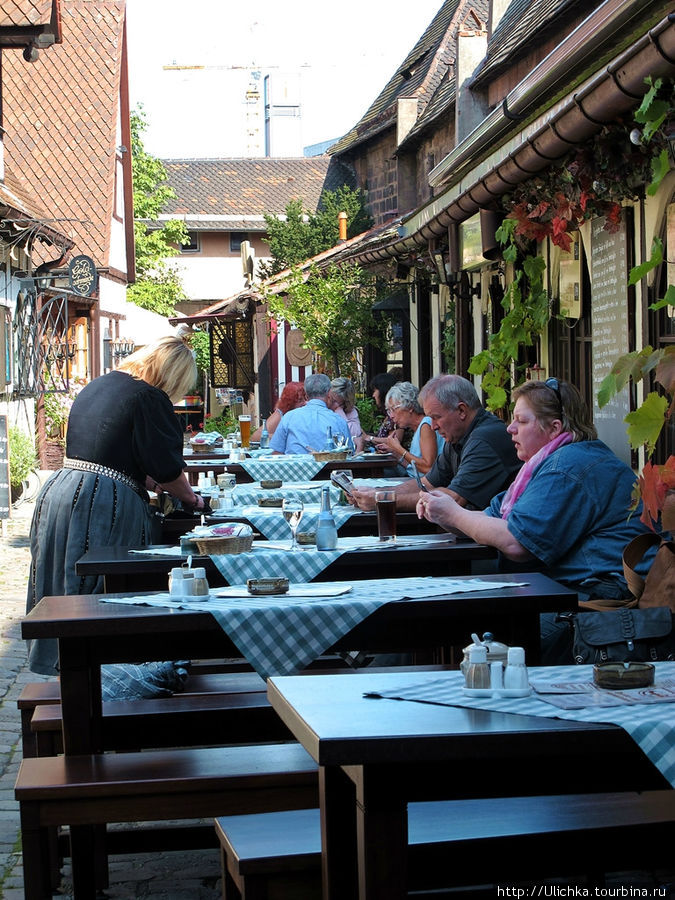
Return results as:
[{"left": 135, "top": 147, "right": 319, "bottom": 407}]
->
[
  {"left": 269, "top": 373, "right": 352, "bottom": 455},
  {"left": 351, "top": 374, "right": 521, "bottom": 512}
]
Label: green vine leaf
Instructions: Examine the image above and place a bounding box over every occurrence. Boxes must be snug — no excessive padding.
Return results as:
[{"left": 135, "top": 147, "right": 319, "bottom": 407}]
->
[
  {"left": 628, "top": 238, "right": 662, "bottom": 285},
  {"left": 624, "top": 392, "right": 669, "bottom": 455},
  {"left": 650, "top": 283, "right": 675, "bottom": 311},
  {"left": 648, "top": 149, "right": 670, "bottom": 196}
]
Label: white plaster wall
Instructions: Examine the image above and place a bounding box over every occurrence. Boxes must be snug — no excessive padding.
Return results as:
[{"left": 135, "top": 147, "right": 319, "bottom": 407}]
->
[
  {"left": 109, "top": 215, "right": 127, "bottom": 273},
  {"left": 172, "top": 256, "right": 272, "bottom": 302}
]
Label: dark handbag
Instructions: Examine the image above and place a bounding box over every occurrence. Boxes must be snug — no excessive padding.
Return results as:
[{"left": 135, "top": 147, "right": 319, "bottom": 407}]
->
[{"left": 572, "top": 607, "right": 675, "bottom": 665}]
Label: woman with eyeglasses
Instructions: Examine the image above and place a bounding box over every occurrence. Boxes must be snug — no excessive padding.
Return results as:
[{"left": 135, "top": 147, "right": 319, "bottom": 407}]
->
[
  {"left": 374, "top": 381, "right": 444, "bottom": 476},
  {"left": 417, "top": 377, "right": 655, "bottom": 662}
]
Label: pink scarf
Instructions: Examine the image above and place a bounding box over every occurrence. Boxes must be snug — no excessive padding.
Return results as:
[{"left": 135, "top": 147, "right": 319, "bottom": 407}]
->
[{"left": 500, "top": 431, "right": 573, "bottom": 519}]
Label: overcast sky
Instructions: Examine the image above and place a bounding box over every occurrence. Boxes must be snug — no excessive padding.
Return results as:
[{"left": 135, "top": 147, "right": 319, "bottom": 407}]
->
[{"left": 125, "top": 0, "right": 443, "bottom": 158}]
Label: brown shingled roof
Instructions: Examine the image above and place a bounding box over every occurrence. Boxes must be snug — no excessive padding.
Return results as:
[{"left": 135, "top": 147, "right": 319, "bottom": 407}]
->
[
  {"left": 2, "top": 0, "right": 125, "bottom": 267},
  {"left": 471, "top": 0, "right": 590, "bottom": 85},
  {"left": 329, "top": 0, "right": 487, "bottom": 156},
  {"left": 160, "top": 157, "right": 354, "bottom": 219}
]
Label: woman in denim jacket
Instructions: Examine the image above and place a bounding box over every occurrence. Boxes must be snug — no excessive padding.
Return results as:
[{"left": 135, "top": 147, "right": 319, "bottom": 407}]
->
[{"left": 417, "top": 378, "right": 656, "bottom": 662}]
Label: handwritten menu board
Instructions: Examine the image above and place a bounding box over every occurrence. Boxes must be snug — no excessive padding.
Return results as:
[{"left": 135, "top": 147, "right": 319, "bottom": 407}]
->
[
  {"left": 0, "top": 415, "right": 10, "bottom": 520},
  {"left": 590, "top": 214, "right": 630, "bottom": 464}
]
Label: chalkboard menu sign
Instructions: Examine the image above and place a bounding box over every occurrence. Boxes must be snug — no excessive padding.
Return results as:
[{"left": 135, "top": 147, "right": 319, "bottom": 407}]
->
[
  {"left": 0, "top": 415, "right": 10, "bottom": 520},
  {"left": 590, "top": 214, "right": 630, "bottom": 464}
]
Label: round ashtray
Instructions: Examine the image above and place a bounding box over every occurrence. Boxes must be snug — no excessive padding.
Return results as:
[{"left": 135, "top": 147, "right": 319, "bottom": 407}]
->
[
  {"left": 260, "top": 479, "right": 283, "bottom": 489},
  {"left": 593, "top": 661, "right": 655, "bottom": 690},
  {"left": 258, "top": 497, "right": 283, "bottom": 508},
  {"left": 296, "top": 532, "right": 316, "bottom": 545},
  {"left": 247, "top": 577, "right": 290, "bottom": 596}
]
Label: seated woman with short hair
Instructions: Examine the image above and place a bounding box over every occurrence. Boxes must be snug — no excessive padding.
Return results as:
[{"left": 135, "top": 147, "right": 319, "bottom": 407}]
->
[{"left": 375, "top": 381, "right": 444, "bottom": 475}]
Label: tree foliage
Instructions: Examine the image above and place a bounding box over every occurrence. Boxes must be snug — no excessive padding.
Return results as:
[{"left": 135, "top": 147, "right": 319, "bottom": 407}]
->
[
  {"left": 127, "top": 107, "right": 189, "bottom": 316},
  {"left": 258, "top": 185, "right": 372, "bottom": 278},
  {"left": 263, "top": 263, "right": 385, "bottom": 377}
]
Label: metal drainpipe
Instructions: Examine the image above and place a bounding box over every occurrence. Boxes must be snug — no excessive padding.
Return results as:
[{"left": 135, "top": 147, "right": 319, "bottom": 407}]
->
[{"left": 337, "top": 11, "right": 675, "bottom": 266}]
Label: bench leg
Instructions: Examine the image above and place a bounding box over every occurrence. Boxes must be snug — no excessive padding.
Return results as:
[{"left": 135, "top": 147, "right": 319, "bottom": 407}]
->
[
  {"left": 19, "top": 803, "right": 53, "bottom": 900},
  {"left": 69, "top": 825, "right": 98, "bottom": 899}
]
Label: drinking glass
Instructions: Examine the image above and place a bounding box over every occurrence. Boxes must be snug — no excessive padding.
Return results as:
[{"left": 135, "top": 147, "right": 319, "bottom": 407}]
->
[
  {"left": 239, "top": 415, "right": 252, "bottom": 448},
  {"left": 282, "top": 499, "right": 304, "bottom": 551},
  {"left": 374, "top": 490, "right": 397, "bottom": 542},
  {"left": 332, "top": 433, "right": 348, "bottom": 450}
]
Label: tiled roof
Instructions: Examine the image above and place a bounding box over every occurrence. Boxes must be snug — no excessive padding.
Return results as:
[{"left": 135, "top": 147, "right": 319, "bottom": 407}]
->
[
  {"left": 398, "top": 68, "right": 456, "bottom": 150},
  {"left": 2, "top": 0, "right": 125, "bottom": 267},
  {"left": 155, "top": 218, "right": 268, "bottom": 233},
  {"left": 0, "top": 170, "right": 73, "bottom": 246},
  {"left": 0, "top": 0, "right": 54, "bottom": 27},
  {"left": 160, "top": 157, "right": 354, "bottom": 218},
  {"left": 472, "top": 0, "right": 589, "bottom": 84},
  {"left": 329, "top": 0, "right": 487, "bottom": 156}
]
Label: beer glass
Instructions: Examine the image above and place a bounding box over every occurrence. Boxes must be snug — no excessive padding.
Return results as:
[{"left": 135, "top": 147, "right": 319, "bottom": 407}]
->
[
  {"left": 374, "top": 490, "right": 396, "bottom": 542},
  {"left": 239, "top": 415, "right": 252, "bottom": 448}
]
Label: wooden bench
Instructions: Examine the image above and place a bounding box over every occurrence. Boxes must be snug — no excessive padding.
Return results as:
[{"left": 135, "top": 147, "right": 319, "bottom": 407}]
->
[
  {"left": 18, "top": 671, "right": 267, "bottom": 758},
  {"left": 15, "top": 742, "right": 319, "bottom": 900},
  {"left": 215, "top": 791, "right": 675, "bottom": 898}
]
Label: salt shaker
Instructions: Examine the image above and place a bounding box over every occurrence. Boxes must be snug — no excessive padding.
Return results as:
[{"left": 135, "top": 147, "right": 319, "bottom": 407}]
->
[
  {"left": 464, "top": 646, "right": 490, "bottom": 689},
  {"left": 503, "top": 646, "right": 528, "bottom": 690}
]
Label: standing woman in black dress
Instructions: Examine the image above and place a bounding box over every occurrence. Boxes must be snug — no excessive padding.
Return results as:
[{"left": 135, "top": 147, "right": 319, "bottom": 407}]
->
[{"left": 26, "top": 326, "right": 205, "bottom": 697}]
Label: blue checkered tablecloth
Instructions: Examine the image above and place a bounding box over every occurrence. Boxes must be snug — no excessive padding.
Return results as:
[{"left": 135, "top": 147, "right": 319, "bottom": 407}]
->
[
  {"left": 211, "top": 504, "right": 357, "bottom": 541},
  {"left": 229, "top": 481, "right": 342, "bottom": 509},
  {"left": 366, "top": 662, "right": 675, "bottom": 789},
  {"left": 238, "top": 455, "right": 325, "bottom": 482},
  {"left": 101, "top": 576, "right": 525, "bottom": 680}
]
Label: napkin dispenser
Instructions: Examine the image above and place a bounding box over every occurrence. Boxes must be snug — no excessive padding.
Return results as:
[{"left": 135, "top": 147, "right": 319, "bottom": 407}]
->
[{"left": 460, "top": 632, "right": 509, "bottom": 677}]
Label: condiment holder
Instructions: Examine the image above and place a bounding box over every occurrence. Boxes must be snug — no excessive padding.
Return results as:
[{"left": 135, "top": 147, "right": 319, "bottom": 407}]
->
[
  {"left": 169, "top": 565, "right": 209, "bottom": 598},
  {"left": 460, "top": 632, "right": 509, "bottom": 677},
  {"left": 463, "top": 641, "right": 530, "bottom": 698}
]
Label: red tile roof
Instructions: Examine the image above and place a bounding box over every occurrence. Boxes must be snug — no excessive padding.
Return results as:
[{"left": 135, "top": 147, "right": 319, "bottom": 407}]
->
[
  {"left": 0, "top": 0, "right": 55, "bottom": 28},
  {"left": 2, "top": 0, "right": 125, "bottom": 267}
]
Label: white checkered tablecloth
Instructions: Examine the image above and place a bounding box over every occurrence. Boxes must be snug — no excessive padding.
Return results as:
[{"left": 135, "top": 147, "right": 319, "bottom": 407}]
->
[
  {"left": 100, "top": 576, "right": 524, "bottom": 680},
  {"left": 238, "top": 456, "right": 325, "bottom": 482},
  {"left": 212, "top": 504, "right": 357, "bottom": 541},
  {"left": 366, "top": 662, "right": 675, "bottom": 789}
]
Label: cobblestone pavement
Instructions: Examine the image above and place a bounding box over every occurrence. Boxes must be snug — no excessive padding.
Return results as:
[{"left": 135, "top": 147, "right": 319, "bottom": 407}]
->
[{"left": 0, "top": 492, "right": 221, "bottom": 899}]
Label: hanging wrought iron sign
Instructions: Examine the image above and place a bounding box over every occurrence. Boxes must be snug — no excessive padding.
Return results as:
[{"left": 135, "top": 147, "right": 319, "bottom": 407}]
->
[
  {"left": 210, "top": 319, "right": 255, "bottom": 391},
  {"left": 68, "top": 255, "right": 98, "bottom": 297}
]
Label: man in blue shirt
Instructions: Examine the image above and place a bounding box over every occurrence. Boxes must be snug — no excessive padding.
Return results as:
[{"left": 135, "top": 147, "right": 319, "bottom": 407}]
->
[{"left": 269, "top": 373, "right": 352, "bottom": 455}]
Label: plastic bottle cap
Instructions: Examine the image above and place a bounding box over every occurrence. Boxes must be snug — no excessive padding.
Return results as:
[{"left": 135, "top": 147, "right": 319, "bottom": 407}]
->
[
  {"left": 468, "top": 646, "right": 487, "bottom": 663},
  {"left": 507, "top": 646, "right": 525, "bottom": 665}
]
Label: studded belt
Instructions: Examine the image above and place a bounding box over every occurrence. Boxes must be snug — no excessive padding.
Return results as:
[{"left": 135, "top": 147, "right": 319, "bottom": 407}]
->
[{"left": 63, "top": 457, "right": 146, "bottom": 498}]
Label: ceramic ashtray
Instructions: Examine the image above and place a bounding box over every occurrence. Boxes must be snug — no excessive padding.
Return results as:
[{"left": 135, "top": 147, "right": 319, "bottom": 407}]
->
[
  {"left": 296, "top": 532, "right": 316, "bottom": 545},
  {"left": 258, "top": 497, "right": 283, "bottom": 508},
  {"left": 260, "top": 479, "right": 283, "bottom": 489},
  {"left": 247, "top": 577, "right": 290, "bottom": 596},
  {"left": 593, "top": 661, "right": 655, "bottom": 690}
]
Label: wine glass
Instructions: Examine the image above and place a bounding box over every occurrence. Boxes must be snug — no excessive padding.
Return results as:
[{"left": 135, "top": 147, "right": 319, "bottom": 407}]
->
[{"left": 282, "top": 499, "right": 304, "bottom": 551}]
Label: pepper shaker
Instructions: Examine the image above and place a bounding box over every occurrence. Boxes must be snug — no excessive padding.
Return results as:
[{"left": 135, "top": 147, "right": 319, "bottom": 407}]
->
[{"left": 464, "top": 646, "right": 490, "bottom": 689}]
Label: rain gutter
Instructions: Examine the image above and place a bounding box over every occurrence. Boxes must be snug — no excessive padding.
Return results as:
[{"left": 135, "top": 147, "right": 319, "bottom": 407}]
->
[{"left": 333, "top": 6, "right": 675, "bottom": 266}]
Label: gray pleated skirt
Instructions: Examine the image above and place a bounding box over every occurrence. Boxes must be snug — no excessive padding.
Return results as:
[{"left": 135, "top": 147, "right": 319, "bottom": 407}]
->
[{"left": 26, "top": 468, "right": 188, "bottom": 698}]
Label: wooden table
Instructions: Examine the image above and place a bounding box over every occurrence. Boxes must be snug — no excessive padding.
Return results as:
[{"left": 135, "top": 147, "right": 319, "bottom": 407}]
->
[
  {"left": 183, "top": 453, "right": 400, "bottom": 483},
  {"left": 267, "top": 669, "right": 671, "bottom": 900},
  {"left": 21, "top": 573, "right": 577, "bottom": 756},
  {"left": 75, "top": 537, "right": 499, "bottom": 592}
]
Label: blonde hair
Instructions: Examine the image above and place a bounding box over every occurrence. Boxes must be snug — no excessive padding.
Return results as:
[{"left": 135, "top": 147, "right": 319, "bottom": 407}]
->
[
  {"left": 118, "top": 325, "right": 197, "bottom": 403},
  {"left": 330, "top": 377, "right": 356, "bottom": 414}
]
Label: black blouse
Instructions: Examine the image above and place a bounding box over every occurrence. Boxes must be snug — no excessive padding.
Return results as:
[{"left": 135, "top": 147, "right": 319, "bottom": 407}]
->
[{"left": 66, "top": 370, "right": 185, "bottom": 483}]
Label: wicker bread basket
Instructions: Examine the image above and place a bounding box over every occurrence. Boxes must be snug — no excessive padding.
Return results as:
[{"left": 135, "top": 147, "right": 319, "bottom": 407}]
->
[
  {"left": 311, "top": 450, "right": 350, "bottom": 462},
  {"left": 194, "top": 534, "right": 254, "bottom": 555}
]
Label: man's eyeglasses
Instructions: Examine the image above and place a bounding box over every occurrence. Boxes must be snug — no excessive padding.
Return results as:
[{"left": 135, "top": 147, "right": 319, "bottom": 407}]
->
[{"left": 544, "top": 377, "right": 563, "bottom": 417}]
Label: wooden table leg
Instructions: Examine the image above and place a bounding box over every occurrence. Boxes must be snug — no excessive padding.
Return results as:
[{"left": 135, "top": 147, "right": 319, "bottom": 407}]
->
[
  {"left": 354, "top": 766, "right": 407, "bottom": 900},
  {"left": 320, "top": 765, "right": 358, "bottom": 900}
]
